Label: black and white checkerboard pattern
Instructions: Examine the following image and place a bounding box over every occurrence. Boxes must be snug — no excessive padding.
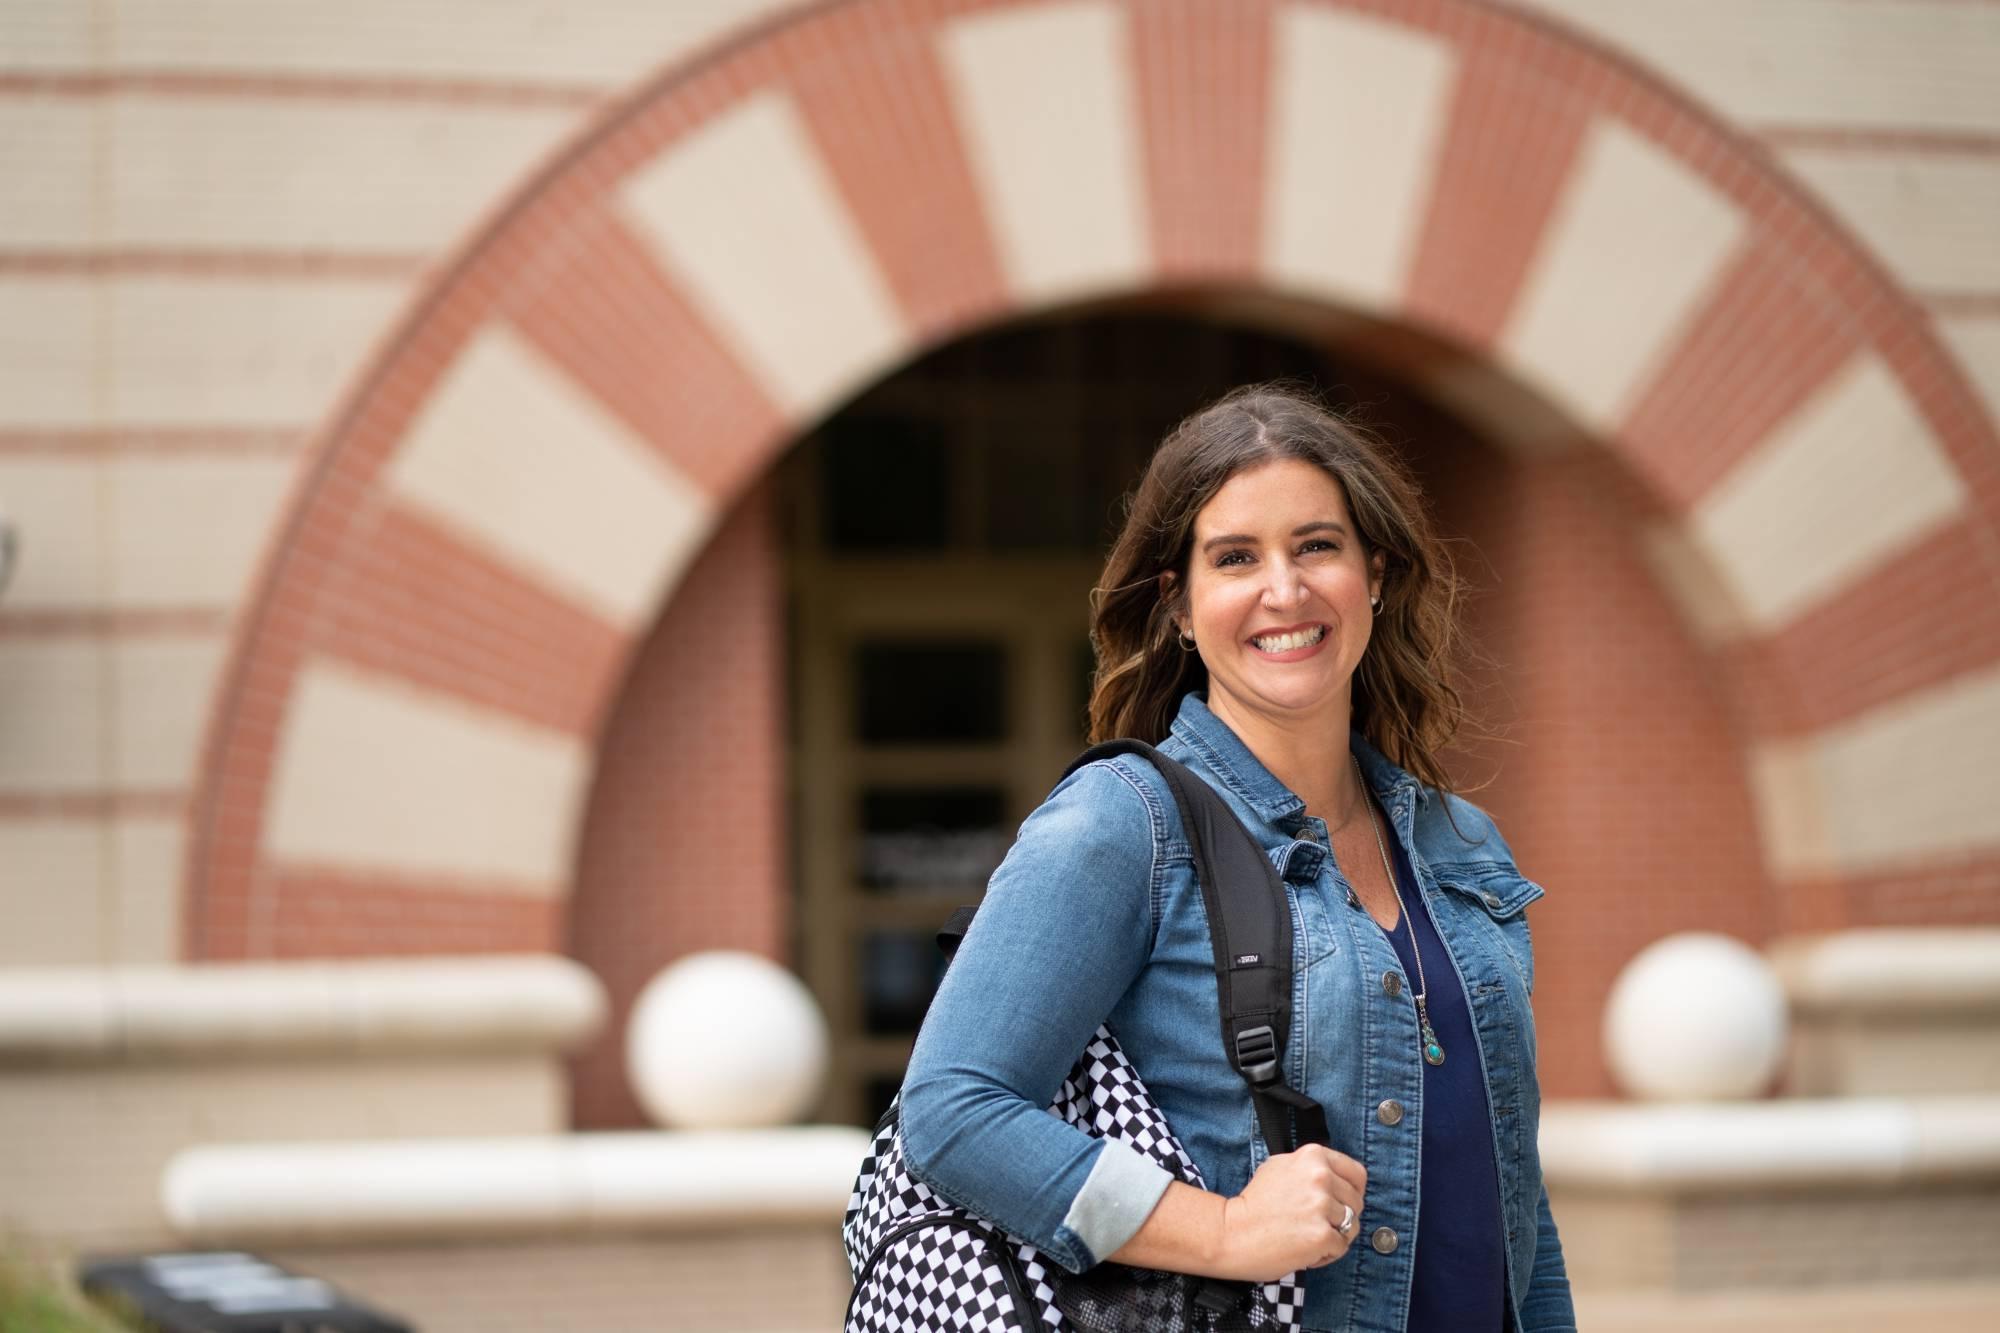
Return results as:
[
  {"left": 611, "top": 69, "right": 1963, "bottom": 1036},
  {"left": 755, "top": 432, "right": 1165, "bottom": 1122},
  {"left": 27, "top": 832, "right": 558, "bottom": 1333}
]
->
[{"left": 844, "top": 1026, "right": 1306, "bottom": 1331}]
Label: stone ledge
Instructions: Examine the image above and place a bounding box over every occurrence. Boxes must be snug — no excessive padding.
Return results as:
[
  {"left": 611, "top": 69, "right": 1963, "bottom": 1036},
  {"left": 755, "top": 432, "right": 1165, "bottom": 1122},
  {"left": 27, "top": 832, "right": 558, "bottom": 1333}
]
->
[
  {"left": 1772, "top": 929, "right": 2000, "bottom": 1017},
  {"left": 0, "top": 955, "right": 605, "bottom": 1063},
  {"left": 162, "top": 1128, "right": 872, "bottom": 1244},
  {"left": 1542, "top": 1095, "right": 2000, "bottom": 1191}
]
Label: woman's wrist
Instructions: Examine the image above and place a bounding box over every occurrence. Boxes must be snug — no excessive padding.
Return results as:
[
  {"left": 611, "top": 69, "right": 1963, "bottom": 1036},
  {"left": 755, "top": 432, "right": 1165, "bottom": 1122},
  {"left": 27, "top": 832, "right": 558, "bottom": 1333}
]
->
[
  {"left": 1107, "top": 1179, "right": 1234, "bottom": 1278},
  {"left": 1210, "top": 1193, "right": 1240, "bottom": 1277}
]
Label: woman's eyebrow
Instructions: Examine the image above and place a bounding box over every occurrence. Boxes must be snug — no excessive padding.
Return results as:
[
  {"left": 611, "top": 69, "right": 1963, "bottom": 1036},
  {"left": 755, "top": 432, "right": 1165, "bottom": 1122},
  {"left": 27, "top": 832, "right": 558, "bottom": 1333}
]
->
[{"left": 1200, "top": 521, "right": 1348, "bottom": 553}]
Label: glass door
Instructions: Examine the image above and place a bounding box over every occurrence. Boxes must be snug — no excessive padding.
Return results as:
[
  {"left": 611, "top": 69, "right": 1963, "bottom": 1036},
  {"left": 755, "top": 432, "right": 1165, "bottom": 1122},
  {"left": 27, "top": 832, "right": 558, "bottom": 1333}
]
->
[{"left": 792, "top": 559, "right": 1096, "bottom": 1125}]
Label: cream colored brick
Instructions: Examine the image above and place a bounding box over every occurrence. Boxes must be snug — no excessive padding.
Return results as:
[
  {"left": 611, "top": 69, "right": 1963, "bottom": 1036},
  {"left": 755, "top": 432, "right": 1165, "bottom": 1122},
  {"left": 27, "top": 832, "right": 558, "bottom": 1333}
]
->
[
  {"left": 107, "top": 94, "right": 578, "bottom": 253},
  {"left": 1783, "top": 152, "right": 2000, "bottom": 293},
  {"left": 1418, "top": 360, "right": 1588, "bottom": 458},
  {"left": 622, "top": 91, "right": 908, "bottom": 420},
  {"left": 107, "top": 275, "right": 405, "bottom": 428},
  {"left": 110, "top": 816, "right": 184, "bottom": 964},
  {"left": 1748, "top": 740, "right": 1836, "bottom": 880},
  {"left": 107, "top": 0, "right": 793, "bottom": 87},
  {"left": 0, "top": 278, "right": 98, "bottom": 428},
  {"left": 1816, "top": 668, "right": 2000, "bottom": 871},
  {"left": 1753, "top": 666, "right": 2000, "bottom": 877},
  {"left": 0, "top": 1056, "right": 563, "bottom": 1246},
  {"left": 111, "top": 635, "right": 225, "bottom": 788},
  {"left": 937, "top": 2, "right": 1148, "bottom": 304},
  {"left": 386, "top": 325, "right": 714, "bottom": 628},
  {"left": 105, "top": 454, "right": 296, "bottom": 607},
  {"left": 1939, "top": 316, "right": 2000, "bottom": 424},
  {"left": 1690, "top": 356, "right": 1966, "bottom": 630},
  {"left": 1637, "top": 524, "right": 1752, "bottom": 646},
  {"left": 0, "top": 458, "right": 105, "bottom": 607},
  {"left": 0, "top": 820, "right": 107, "bottom": 965},
  {"left": 1501, "top": 119, "right": 1746, "bottom": 432},
  {"left": 0, "top": 100, "right": 97, "bottom": 248},
  {"left": 0, "top": 1, "right": 93, "bottom": 67},
  {"left": 1523, "top": 0, "right": 2000, "bottom": 135},
  {"left": 265, "top": 659, "right": 588, "bottom": 890},
  {"left": 1264, "top": 6, "right": 1457, "bottom": 309},
  {"left": 0, "top": 638, "right": 107, "bottom": 792}
]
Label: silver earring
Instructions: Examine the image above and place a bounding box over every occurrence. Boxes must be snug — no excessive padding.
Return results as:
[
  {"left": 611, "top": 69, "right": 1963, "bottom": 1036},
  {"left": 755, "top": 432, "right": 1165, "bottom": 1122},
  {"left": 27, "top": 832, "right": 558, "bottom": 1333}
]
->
[
  {"left": 1370, "top": 596, "right": 1381, "bottom": 612},
  {"left": 1178, "top": 629, "right": 1197, "bottom": 651}
]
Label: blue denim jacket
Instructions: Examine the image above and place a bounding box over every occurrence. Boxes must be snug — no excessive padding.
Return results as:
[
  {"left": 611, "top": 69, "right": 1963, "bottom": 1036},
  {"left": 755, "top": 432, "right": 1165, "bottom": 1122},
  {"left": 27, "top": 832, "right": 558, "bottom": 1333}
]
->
[{"left": 901, "top": 693, "right": 1575, "bottom": 1332}]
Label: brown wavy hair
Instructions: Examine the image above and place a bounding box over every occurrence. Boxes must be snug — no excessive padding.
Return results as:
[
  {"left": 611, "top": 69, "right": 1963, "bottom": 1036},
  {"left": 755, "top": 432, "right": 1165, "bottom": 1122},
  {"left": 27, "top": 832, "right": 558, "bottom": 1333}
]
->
[{"left": 1087, "top": 382, "right": 1469, "bottom": 796}]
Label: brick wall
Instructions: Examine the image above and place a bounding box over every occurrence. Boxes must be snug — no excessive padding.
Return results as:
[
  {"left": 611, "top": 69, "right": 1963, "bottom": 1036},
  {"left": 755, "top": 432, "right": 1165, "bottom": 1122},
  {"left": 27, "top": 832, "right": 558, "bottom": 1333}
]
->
[
  {"left": 0, "top": 1, "right": 799, "bottom": 965},
  {"left": 0, "top": 0, "right": 1994, "bottom": 1104}
]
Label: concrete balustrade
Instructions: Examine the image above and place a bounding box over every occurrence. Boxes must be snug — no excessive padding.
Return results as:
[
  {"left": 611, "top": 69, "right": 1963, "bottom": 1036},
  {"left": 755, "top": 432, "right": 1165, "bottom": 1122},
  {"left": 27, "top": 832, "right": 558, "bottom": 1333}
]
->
[
  {"left": 1771, "top": 929, "right": 2000, "bottom": 1098},
  {"left": 0, "top": 955, "right": 607, "bottom": 1248},
  {"left": 162, "top": 1127, "right": 870, "bottom": 1243},
  {"left": 1773, "top": 928, "right": 2000, "bottom": 1016},
  {"left": 0, "top": 954, "right": 605, "bottom": 1062},
  {"left": 1543, "top": 1095, "right": 2000, "bottom": 1190},
  {"left": 1544, "top": 1095, "right": 2000, "bottom": 1293}
]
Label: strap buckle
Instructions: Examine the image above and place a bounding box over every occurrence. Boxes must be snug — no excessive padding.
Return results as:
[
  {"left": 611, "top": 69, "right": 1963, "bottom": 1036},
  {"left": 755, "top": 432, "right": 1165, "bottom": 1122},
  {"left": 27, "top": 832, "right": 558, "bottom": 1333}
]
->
[{"left": 1234, "top": 1024, "right": 1279, "bottom": 1085}]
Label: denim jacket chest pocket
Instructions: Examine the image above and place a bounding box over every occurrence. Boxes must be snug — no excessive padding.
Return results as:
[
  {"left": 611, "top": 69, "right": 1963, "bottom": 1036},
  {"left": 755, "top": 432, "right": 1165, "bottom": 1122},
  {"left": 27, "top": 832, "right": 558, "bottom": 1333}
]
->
[
  {"left": 1429, "top": 865, "right": 1545, "bottom": 1072},
  {"left": 1271, "top": 840, "right": 1340, "bottom": 967}
]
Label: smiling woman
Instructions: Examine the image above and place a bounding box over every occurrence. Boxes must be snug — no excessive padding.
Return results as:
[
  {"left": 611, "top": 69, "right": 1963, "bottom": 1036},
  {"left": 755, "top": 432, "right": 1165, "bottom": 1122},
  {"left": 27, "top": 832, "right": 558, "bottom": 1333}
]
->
[
  {"left": 898, "top": 384, "right": 1574, "bottom": 1333},
  {"left": 1090, "top": 385, "right": 1467, "bottom": 802}
]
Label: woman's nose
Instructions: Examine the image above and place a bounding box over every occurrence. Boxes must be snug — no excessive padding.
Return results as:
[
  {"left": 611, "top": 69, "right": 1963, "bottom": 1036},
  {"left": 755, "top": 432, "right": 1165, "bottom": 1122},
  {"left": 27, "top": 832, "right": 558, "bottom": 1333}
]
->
[{"left": 1264, "top": 561, "right": 1307, "bottom": 607}]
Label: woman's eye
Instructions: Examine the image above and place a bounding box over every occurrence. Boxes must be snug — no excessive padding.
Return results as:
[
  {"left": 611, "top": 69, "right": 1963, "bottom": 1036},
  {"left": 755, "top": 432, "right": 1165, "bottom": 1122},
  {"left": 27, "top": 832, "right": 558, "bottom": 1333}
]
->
[
  {"left": 1299, "top": 539, "right": 1337, "bottom": 555},
  {"left": 1215, "top": 550, "right": 1252, "bottom": 568}
]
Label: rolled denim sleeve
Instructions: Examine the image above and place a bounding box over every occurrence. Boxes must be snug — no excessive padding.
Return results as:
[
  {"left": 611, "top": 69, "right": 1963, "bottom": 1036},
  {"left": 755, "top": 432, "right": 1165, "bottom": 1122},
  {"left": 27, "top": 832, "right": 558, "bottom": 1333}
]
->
[
  {"left": 899, "top": 761, "right": 1171, "bottom": 1273},
  {"left": 1518, "top": 1182, "right": 1576, "bottom": 1331}
]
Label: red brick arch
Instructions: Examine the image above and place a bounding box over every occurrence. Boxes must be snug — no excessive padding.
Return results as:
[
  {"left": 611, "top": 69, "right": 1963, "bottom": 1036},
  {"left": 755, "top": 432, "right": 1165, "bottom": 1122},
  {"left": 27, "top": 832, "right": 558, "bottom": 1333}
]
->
[{"left": 186, "top": 0, "right": 2000, "bottom": 962}]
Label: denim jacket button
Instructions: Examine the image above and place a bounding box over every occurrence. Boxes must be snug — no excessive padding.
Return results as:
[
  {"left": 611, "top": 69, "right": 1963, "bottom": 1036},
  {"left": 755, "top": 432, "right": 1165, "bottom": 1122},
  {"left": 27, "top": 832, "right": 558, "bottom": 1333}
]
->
[
  {"left": 1376, "top": 1099, "right": 1404, "bottom": 1126},
  {"left": 1370, "top": 1227, "right": 1399, "bottom": 1254},
  {"left": 1381, "top": 971, "right": 1403, "bottom": 998}
]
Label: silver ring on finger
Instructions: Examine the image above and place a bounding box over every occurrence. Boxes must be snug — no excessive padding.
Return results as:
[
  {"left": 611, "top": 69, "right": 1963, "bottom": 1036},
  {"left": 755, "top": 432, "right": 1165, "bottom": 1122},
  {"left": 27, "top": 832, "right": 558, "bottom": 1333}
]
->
[{"left": 1338, "top": 1204, "right": 1356, "bottom": 1238}]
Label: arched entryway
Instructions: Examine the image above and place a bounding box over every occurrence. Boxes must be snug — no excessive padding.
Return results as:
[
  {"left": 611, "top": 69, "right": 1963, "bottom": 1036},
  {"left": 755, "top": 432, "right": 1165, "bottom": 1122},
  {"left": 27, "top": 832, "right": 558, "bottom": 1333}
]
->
[{"left": 183, "top": 0, "right": 2000, "bottom": 1117}]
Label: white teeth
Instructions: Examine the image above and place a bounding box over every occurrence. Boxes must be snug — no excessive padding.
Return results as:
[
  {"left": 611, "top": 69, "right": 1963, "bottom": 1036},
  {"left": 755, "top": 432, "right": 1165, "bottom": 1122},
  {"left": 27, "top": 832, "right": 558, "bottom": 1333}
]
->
[{"left": 1253, "top": 625, "right": 1326, "bottom": 653}]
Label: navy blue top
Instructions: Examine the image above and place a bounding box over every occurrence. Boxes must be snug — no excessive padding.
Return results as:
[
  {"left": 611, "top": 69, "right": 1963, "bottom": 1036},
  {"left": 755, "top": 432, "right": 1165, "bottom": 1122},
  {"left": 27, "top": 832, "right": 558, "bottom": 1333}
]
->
[{"left": 1374, "top": 829, "right": 1507, "bottom": 1333}]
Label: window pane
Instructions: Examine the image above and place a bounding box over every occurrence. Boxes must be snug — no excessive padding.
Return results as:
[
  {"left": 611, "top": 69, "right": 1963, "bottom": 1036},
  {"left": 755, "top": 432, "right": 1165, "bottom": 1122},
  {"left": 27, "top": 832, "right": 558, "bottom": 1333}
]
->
[
  {"left": 820, "top": 413, "right": 951, "bottom": 551},
  {"left": 855, "top": 640, "right": 1006, "bottom": 743},
  {"left": 1074, "top": 636, "right": 1097, "bottom": 745},
  {"left": 861, "top": 930, "right": 948, "bottom": 1036},
  {"left": 860, "top": 787, "right": 1010, "bottom": 893},
  {"left": 865, "top": 1076, "right": 905, "bottom": 1128}
]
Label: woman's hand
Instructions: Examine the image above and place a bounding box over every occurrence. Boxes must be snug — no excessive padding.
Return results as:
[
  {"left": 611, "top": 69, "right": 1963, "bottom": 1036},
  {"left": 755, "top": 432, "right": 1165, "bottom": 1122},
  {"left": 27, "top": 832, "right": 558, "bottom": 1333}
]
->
[
  {"left": 1217, "top": 1145, "right": 1368, "bottom": 1280},
  {"left": 1108, "top": 1145, "right": 1367, "bottom": 1282}
]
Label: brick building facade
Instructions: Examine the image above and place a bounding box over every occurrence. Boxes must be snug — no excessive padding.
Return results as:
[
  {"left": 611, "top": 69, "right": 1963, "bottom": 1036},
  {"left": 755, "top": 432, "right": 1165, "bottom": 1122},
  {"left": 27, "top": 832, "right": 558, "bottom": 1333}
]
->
[{"left": 3, "top": 0, "right": 1998, "bottom": 1129}]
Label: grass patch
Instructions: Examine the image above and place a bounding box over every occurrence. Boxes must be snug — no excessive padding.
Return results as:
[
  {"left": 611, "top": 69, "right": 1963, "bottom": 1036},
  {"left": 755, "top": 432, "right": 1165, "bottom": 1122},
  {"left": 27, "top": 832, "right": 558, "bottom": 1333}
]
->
[{"left": 0, "top": 1243, "right": 137, "bottom": 1333}]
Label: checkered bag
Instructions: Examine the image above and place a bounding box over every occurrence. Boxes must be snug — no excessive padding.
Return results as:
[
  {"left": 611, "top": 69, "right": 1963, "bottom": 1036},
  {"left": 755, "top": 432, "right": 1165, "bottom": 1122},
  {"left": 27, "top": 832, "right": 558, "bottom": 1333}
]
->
[{"left": 843, "top": 1029, "right": 1306, "bottom": 1332}]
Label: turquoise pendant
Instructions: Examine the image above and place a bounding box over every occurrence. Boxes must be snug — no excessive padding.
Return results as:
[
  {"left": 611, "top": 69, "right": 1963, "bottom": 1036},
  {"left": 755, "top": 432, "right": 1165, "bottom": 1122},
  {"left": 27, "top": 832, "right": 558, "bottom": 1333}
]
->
[{"left": 1420, "top": 1015, "right": 1445, "bottom": 1066}]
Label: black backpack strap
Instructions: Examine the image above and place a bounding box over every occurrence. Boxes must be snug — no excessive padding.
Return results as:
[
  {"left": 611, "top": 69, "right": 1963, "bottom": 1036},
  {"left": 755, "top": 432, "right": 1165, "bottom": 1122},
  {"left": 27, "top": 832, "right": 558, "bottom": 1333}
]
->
[
  {"left": 1062, "top": 741, "right": 1329, "bottom": 1156},
  {"left": 936, "top": 904, "right": 979, "bottom": 961}
]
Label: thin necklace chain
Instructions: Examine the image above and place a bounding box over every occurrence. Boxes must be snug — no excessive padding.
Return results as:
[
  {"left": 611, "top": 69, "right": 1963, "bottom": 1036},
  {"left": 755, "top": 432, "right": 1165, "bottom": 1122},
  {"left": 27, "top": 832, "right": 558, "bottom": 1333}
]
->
[{"left": 1353, "top": 755, "right": 1445, "bottom": 1065}]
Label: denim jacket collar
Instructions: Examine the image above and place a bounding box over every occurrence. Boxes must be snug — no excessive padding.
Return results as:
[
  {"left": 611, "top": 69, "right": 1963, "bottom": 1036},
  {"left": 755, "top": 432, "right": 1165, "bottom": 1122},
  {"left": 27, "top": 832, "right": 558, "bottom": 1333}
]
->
[{"left": 1167, "top": 692, "right": 1430, "bottom": 828}]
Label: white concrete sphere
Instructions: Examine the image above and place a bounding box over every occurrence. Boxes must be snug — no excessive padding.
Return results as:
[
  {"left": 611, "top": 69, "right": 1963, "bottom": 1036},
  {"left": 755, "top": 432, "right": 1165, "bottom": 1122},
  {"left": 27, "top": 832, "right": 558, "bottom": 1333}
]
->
[
  {"left": 627, "top": 951, "right": 829, "bottom": 1129},
  {"left": 1603, "top": 932, "right": 1789, "bottom": 1101}
]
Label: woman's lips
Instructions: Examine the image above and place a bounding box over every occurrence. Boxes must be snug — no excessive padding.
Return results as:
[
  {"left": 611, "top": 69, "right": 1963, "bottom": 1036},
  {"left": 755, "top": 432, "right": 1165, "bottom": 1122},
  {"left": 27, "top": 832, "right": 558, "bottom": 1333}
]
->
[{"left": 1248, "top": 623, "right": 1329, "bottom": 659}]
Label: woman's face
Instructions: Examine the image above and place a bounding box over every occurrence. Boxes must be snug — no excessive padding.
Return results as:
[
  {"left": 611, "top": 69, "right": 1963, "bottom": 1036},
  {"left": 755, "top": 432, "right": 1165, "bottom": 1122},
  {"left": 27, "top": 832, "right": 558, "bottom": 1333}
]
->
[{"left": 1176, "top": 457, "right": 1385, "bottom": 734}]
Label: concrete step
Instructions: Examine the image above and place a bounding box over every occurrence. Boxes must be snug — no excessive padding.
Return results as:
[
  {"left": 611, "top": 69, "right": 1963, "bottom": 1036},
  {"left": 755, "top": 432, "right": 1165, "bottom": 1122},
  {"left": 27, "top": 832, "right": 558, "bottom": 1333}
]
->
[{"left": 1575, "top": 1281, "right": 2000, "bottom": 1333}]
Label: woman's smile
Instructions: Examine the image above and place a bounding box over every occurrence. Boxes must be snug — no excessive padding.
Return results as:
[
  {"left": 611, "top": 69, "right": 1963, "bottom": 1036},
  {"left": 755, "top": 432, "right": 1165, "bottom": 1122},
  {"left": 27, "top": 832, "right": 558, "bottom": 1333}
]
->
[{"left": 1248, "top": 622, "right": 1329, "bottom": 658}]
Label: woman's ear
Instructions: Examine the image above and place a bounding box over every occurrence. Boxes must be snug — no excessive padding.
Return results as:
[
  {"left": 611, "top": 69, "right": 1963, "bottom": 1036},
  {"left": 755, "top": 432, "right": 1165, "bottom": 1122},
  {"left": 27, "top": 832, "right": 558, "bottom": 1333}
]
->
[
  {"left": 1368, "top": 551, "right": 1386, "bottom": 604},
  {"left": 1157, "top": 570, "right": 1183, "bottom": 635}
]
